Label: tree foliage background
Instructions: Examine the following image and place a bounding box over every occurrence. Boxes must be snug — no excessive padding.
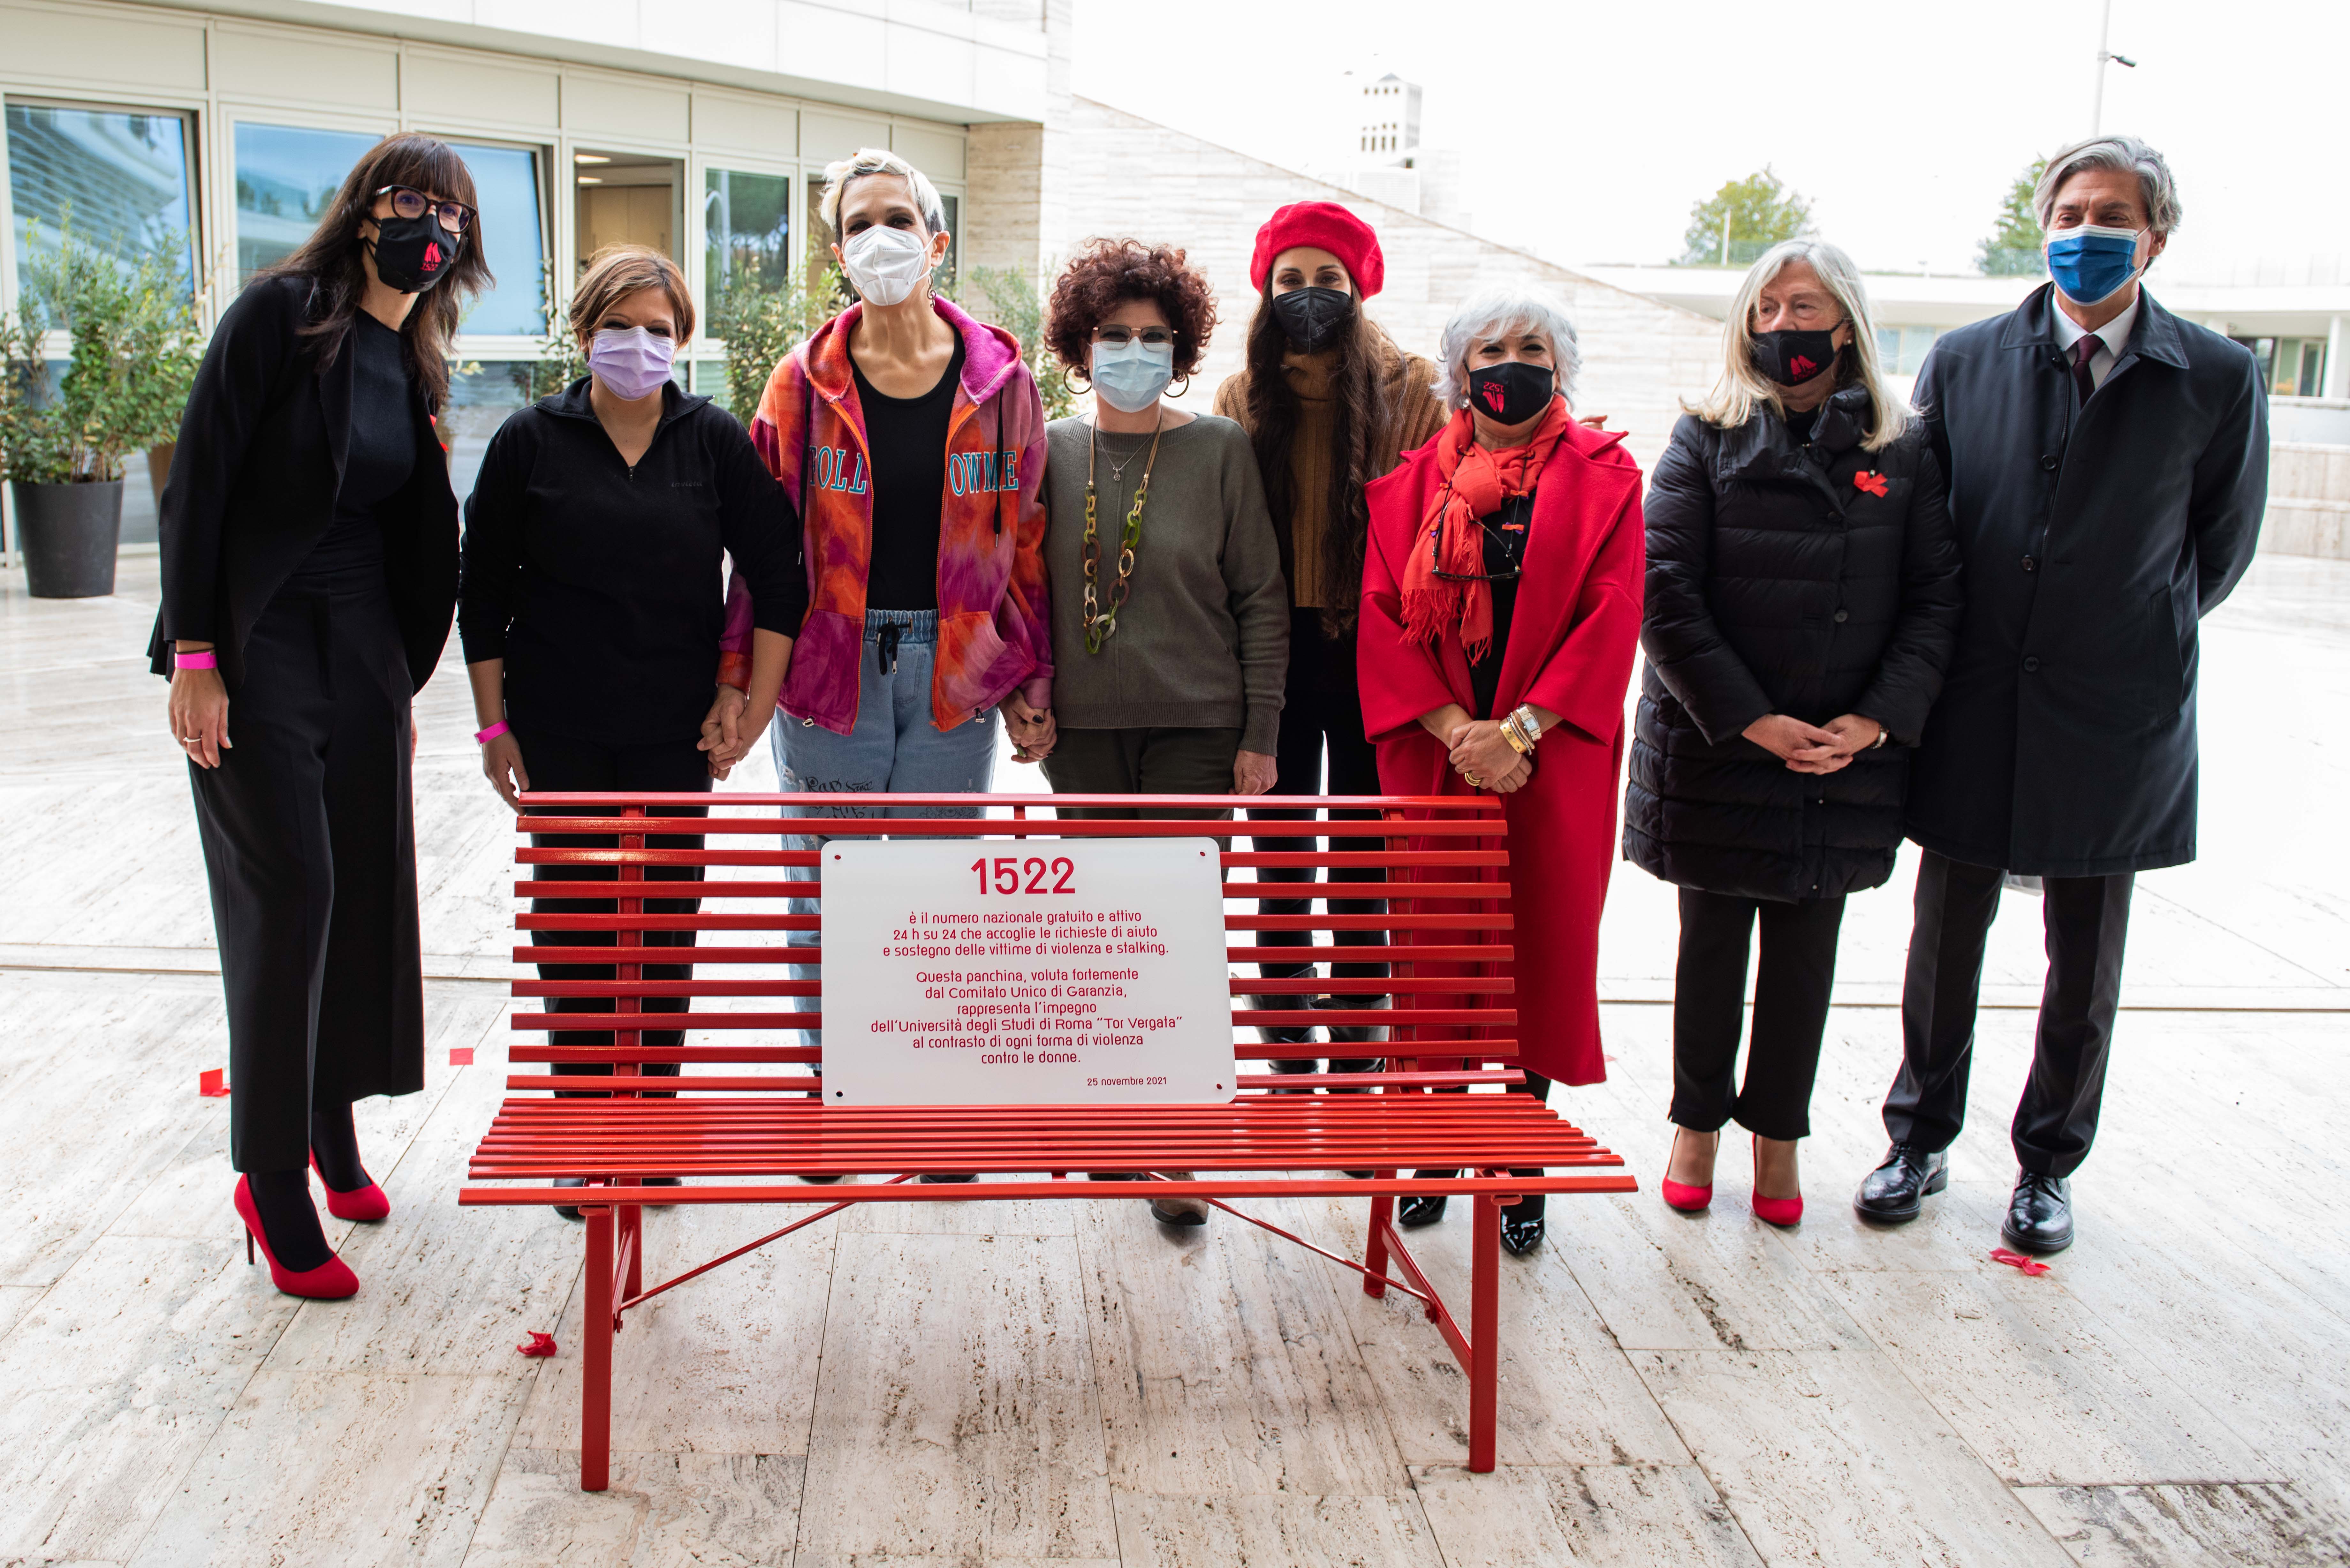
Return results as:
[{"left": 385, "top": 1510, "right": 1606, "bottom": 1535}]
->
[
  {"left": 1679, "top": 168, "right": 1813, "bottom": 267},
  {"left": 1978, "top": 158, "right": 2049, "bottom": 277}
]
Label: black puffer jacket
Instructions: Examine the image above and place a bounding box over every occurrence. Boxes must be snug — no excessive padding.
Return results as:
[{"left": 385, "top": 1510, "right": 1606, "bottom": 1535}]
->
[{"left": 1624, "top": 386, "right": 1963, "bottom": 902}]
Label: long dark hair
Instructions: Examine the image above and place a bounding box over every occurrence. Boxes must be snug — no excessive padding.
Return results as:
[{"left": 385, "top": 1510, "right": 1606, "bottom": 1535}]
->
[
  {"left": 258, "top": 132, "right": 490, "bottom": 408},
  {"left": 1241, "top": 288, "right": 1387, "bottom": 636}
]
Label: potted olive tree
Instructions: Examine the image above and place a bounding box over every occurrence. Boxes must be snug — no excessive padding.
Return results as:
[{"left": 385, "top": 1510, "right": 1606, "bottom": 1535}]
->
[{"left": 0, "top": 231, "right": 201, "bottom": 597}]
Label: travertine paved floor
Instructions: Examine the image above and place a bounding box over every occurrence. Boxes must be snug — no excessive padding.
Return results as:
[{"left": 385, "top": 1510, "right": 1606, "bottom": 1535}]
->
[{"left": 0, "top": 554, "right": 2344, "bottom": 1566}]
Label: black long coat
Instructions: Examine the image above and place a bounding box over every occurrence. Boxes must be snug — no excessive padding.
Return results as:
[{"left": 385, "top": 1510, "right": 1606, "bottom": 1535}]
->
[
  {"left": 1906, "top": 285, "right": 2266, "bottom": 877},
  {"left": 1626, "top": 386, "right": 1964, "bottom": 902},
  {"left": 146, "top": 274, "right": 459, "bottom": 690}
]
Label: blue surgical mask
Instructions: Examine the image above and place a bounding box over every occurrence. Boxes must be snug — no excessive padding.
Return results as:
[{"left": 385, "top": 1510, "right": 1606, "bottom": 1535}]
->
[
  {"left": 2045, "top": 223, "right": 2144, "bottom": 307},
  {"left": 1089, "top": 338, "right": 1174, "bottom": 414}
]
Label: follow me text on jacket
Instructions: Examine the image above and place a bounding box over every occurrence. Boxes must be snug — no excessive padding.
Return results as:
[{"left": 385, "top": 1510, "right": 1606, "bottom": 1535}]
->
[{"left": 721, "top": 295, "right": 1053, "bottom": 735}]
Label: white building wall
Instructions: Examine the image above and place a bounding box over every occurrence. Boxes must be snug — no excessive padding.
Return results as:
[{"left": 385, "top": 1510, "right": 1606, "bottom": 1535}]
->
[{"left": 1057, "top": 98, "right": 1723, "bottom": 470}]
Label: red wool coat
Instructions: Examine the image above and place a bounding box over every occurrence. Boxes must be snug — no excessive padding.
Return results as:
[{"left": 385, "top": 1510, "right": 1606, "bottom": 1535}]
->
[{"left": 1357, "top": 419, "right": 1646, "bottom": 1086}]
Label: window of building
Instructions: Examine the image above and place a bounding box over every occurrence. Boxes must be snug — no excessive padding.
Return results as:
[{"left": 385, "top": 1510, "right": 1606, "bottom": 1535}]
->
[
  {"left": 234, "top": 121, "right": 378, "bottom": 280},
  {"left": 6, "top": 101, "right": 197, "bottom": 297},
  {"left": 704, "top": 166, "right": 791, "bottom": 311},
  {"left": 573, "top": 150, "right": 680, "bottom": 275},
  {"left": 445, "top": 139, "right": 547, "bottom": 336}
]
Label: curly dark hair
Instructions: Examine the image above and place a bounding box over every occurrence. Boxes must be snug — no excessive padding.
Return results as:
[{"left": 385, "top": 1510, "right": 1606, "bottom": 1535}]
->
[{"left": 1044, "top": 238, "right": 1216, "bottom": 382}]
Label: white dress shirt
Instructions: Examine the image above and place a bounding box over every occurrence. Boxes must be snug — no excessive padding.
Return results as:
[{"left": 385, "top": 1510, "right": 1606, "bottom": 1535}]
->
[{"left": 2050, "top": 289, "right": 2141, "bottom": 392}]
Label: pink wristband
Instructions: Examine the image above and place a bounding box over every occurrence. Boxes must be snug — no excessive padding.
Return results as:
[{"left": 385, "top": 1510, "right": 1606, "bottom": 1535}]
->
[
  {"left": 174, "top": 650, "right": 218, "bottom": 670},
  {"left": 474, "top": 720, "right": 510, "bottom": 744}
]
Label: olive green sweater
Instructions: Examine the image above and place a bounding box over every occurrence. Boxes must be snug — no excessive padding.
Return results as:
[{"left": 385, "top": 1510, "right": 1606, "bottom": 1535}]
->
[{"left": 1042, "top": 413, "right": 1288, "bottom": 753}]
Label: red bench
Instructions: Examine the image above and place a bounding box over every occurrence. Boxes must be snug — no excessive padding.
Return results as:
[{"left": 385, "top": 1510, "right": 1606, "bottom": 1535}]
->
[{"left": 459, "top": 791, "right": 1634, "bottom": 1490}]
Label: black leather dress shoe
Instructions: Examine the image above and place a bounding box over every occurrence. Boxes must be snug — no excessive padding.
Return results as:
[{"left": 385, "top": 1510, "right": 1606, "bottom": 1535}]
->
[
  {"left": 554, "top": 1175, "right": 584, "bottom": 1222},
  {"left": 1499, "top": 1199, "right": 1546, "bottom": 1255},
  {"left": 2002, "top": 1171, "right": 2073, "bottom": 1254},
  {"left": 1853, "top": 1143, "right": 1949, "bottom": 1223}
]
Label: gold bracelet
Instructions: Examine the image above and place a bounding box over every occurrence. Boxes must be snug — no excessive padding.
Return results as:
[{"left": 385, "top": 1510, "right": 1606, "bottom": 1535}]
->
[{"left": 1500, "top": 717, "right": 1532, "bottom": 756}]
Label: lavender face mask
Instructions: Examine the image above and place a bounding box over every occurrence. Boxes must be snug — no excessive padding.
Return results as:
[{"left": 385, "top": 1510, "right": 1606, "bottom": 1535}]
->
[{"left": 589, "top": 326, "right": 675, "bottom": 401}]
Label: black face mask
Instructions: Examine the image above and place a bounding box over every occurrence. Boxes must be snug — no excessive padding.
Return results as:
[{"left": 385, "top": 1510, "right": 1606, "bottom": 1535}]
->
[
  {"left": 1751, "top": 328, "right": 1841, "bottom": 387},
  {"left": 1269, "top": 286, "right": 1353, "bottom": 354},
  {"left": 1466, "top": 360, "right": 1555, "bottom": 426},
  {"left": 367, "top": 213, "right": 461, "bottom": 294}
]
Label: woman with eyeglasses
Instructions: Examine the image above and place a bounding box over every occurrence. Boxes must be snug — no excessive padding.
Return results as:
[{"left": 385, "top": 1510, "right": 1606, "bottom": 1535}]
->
[
  {"left": 1357, "top": 285, "right": 1646, "bottom": 1254},
  {"left": 459, "top": 245, "right": 802, "bottom": 1217},
  {"left": 149, "top": 133, "right": 489, "bottom": 1299},
  {"left": 1036, "top": 237, "right": 1288, "bottom": 1230},
  {"left": 1626, "top": 240, "right": 1960, "bottom": 1227}
]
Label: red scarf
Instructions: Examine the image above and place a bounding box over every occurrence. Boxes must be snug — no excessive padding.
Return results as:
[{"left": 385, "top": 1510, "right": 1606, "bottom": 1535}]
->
[{"left": 1401, "top": 399, "right": 1575, "bottom": 661}]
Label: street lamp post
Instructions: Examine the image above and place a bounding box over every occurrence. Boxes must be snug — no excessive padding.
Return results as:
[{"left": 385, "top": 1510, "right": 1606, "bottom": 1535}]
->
[{"left": 2090, "top": 0, "right": 2138, "bottom": 134}]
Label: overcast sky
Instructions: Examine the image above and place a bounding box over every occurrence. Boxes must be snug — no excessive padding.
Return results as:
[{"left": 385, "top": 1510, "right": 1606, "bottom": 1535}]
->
[{"left": 1069, "top": 0, "right": 2346, "bottom": 282}]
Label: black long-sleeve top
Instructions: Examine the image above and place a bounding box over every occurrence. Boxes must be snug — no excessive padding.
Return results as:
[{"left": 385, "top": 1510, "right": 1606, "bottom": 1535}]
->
[{"left": 459, "top": 377, "right": 807, "bottom": 746}]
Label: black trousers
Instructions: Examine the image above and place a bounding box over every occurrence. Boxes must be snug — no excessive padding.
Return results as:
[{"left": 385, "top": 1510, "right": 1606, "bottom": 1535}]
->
[
  {"left": 522, "top": 729, "right": 710, "bottom": 1093},
  {"left": 1883, "top": 850, "right": 2133, "bottom": 1177},
  {"left": 1670, "top": 889, "right": 1848, "bottom": 1141},
  {"left": 191, "top": 571, "right": 422, "bottom": 1172},
  {"left": 1041, "top": 726, "right": 1239, "bottom": 821},
  {"left": 1249, "top": 612, "right": 1388, "bottom": 1020}
]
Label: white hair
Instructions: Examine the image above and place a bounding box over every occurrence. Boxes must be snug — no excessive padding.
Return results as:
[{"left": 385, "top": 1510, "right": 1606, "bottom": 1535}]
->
[
  {"left": 818, "top": 147, "right": 947, "bottom": 238},
  {"left": 1686, "top": 238, "right": 1912, "bottom": 453},
  {"left": 1434, "top": 285, "right": 1582, "bottom": 409},
  {"left": 2034, "top": 134, "right": 2181, "bottom": 240}
]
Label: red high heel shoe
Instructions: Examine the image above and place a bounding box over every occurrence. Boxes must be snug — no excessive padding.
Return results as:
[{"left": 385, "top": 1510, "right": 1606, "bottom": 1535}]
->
[
  {"left": 1750, "top": 1135, "right": 1803, "bottom": 1227},
  {"left": 310, "top": 1152, "right": 390, "bottom": 1223},
  {"left": 1661, "top": 1127, "right": 1714, "bottom": 1212},
  {"left": 234, "top": 1177, "right": 359, "bottom": 1299}
]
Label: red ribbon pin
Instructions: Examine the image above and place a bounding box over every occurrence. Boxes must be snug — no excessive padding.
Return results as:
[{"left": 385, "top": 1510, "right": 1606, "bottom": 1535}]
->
[{"left": 1853, "top": 470, "right": 1889, "bottom": 497}]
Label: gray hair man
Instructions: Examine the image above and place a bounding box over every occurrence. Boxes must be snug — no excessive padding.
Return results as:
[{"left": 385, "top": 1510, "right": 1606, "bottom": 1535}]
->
[{"left": 1854, "top": 134, "right": 2268, "bottom": 1254}]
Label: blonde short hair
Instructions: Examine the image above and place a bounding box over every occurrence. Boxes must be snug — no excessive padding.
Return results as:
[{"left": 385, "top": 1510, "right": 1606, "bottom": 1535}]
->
[
  {"left": 1685, "top": 239, "right": 1910, "bottom": 452},
  {"left": 819, "top": 147, "right": 947, "bottom": 238},
  {"left": 568, "top": 244, "right": 695, "bottom": 344}
]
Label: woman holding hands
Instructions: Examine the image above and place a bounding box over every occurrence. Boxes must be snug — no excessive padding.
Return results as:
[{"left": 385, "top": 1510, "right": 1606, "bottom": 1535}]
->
[
  {"left": 1625, "top": 239, "right": 1960, "bottom": 1226},
  {"left": 460, "top": 245, "right": 801, "bottom": 1214},
  {"left": 1357, "top": 286, "right": 1646, "bottom": 1253}
]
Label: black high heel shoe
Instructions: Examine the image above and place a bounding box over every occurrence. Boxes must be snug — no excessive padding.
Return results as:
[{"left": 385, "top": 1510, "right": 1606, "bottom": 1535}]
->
[
  {"left": 1398, "top": 1170, "right": 1458, "bottom": 1227},
  {"left": 1499, "top": 1194, "right": 1546, "bottom": 1255}
]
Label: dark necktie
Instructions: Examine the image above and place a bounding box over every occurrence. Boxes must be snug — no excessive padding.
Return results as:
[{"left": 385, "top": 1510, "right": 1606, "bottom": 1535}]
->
[{"left": 2070, "top": 335, "right": 2100, "bottom": 405}]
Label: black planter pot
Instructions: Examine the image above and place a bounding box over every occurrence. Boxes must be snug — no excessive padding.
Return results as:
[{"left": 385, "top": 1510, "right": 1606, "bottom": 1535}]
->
[{"left": 11, "top": 480, "right": 123, "bottom": 598}]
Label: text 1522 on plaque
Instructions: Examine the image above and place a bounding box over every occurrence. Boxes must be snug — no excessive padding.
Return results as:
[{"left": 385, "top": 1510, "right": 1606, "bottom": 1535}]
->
[{"left": 818, "top": 837, "right": 1235, "bottom": 1105}]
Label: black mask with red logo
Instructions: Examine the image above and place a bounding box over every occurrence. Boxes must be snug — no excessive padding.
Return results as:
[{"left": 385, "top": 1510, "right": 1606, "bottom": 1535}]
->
[
  {"left": 1751, "top": 328, "right": 1840, "bottom": 387},
  {"left": 367, "top": 212, "right": 461, "bottom": 294},
  {"left": 1465, "top": 360, "right": 1556, "bottom": 426}
]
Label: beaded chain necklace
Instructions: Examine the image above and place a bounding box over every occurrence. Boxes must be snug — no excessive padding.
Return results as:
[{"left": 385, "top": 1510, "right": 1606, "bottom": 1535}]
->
[{"left": 1081, "top": 409, "right": 1164, "bottom": 653}]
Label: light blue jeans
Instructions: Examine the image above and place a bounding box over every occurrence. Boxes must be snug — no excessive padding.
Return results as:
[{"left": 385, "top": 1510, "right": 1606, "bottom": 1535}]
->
[{"left": 773, "top": 609, "right": 1000, "bottom": 1045}]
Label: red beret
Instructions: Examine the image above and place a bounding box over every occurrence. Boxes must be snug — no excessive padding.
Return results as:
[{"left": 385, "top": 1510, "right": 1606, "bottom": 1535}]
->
[{"left": 1248, "top": 201, "right": 1385, "bottom": 300}]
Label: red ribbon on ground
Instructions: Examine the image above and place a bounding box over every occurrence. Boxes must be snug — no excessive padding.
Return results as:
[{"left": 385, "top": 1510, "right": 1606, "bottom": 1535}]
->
[
  {"left": 1989, "top": 1248, "right": 2051, "bottom": 1276},
  {"left": 516, "top": 1332, "right": 558, "bottom": 1357},
  {"left": 199, "top": 1068, "right": 229, "bottom": 1097},
  {"left": 449, "top": 1047, "right": 475, "bottom": 1066}
]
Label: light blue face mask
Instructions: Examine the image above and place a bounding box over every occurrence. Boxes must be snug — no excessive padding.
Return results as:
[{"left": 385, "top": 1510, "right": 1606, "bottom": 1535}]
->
[
  {"left": 1089, "top": 338, "right": 1174, "bottom": 413},
  {"left": 2045, "top": 223, "right": 2144, "bottom": 307}
]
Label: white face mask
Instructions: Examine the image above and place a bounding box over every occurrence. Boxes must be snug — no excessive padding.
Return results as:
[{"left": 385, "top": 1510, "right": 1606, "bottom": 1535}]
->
[{"left": 839, "top": 225, "right": 935, "bottom": 307}]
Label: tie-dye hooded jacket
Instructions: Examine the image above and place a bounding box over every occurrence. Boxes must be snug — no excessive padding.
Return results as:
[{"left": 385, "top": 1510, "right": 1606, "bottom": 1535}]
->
[{"left": 718, "top": 295, "right": 1051, "bottom": 734}]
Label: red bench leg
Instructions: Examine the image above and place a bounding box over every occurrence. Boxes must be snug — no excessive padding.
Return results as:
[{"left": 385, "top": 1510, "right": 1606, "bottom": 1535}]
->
[
  {"left": 582, "top": 1206, "right": 614, "bottom": 1492},
  {"left": 1364, "top": 1177, "right": 1394, "bottom": 1298},
  {"left": 1469, "top": 1193, "right": 1500, "bottom": 1473}
]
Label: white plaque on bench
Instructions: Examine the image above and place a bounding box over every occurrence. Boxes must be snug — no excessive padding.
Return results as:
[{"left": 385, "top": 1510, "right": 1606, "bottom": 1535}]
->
[{"left": 819, "top": 838, "right": 1238, "bottom": 1105}]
